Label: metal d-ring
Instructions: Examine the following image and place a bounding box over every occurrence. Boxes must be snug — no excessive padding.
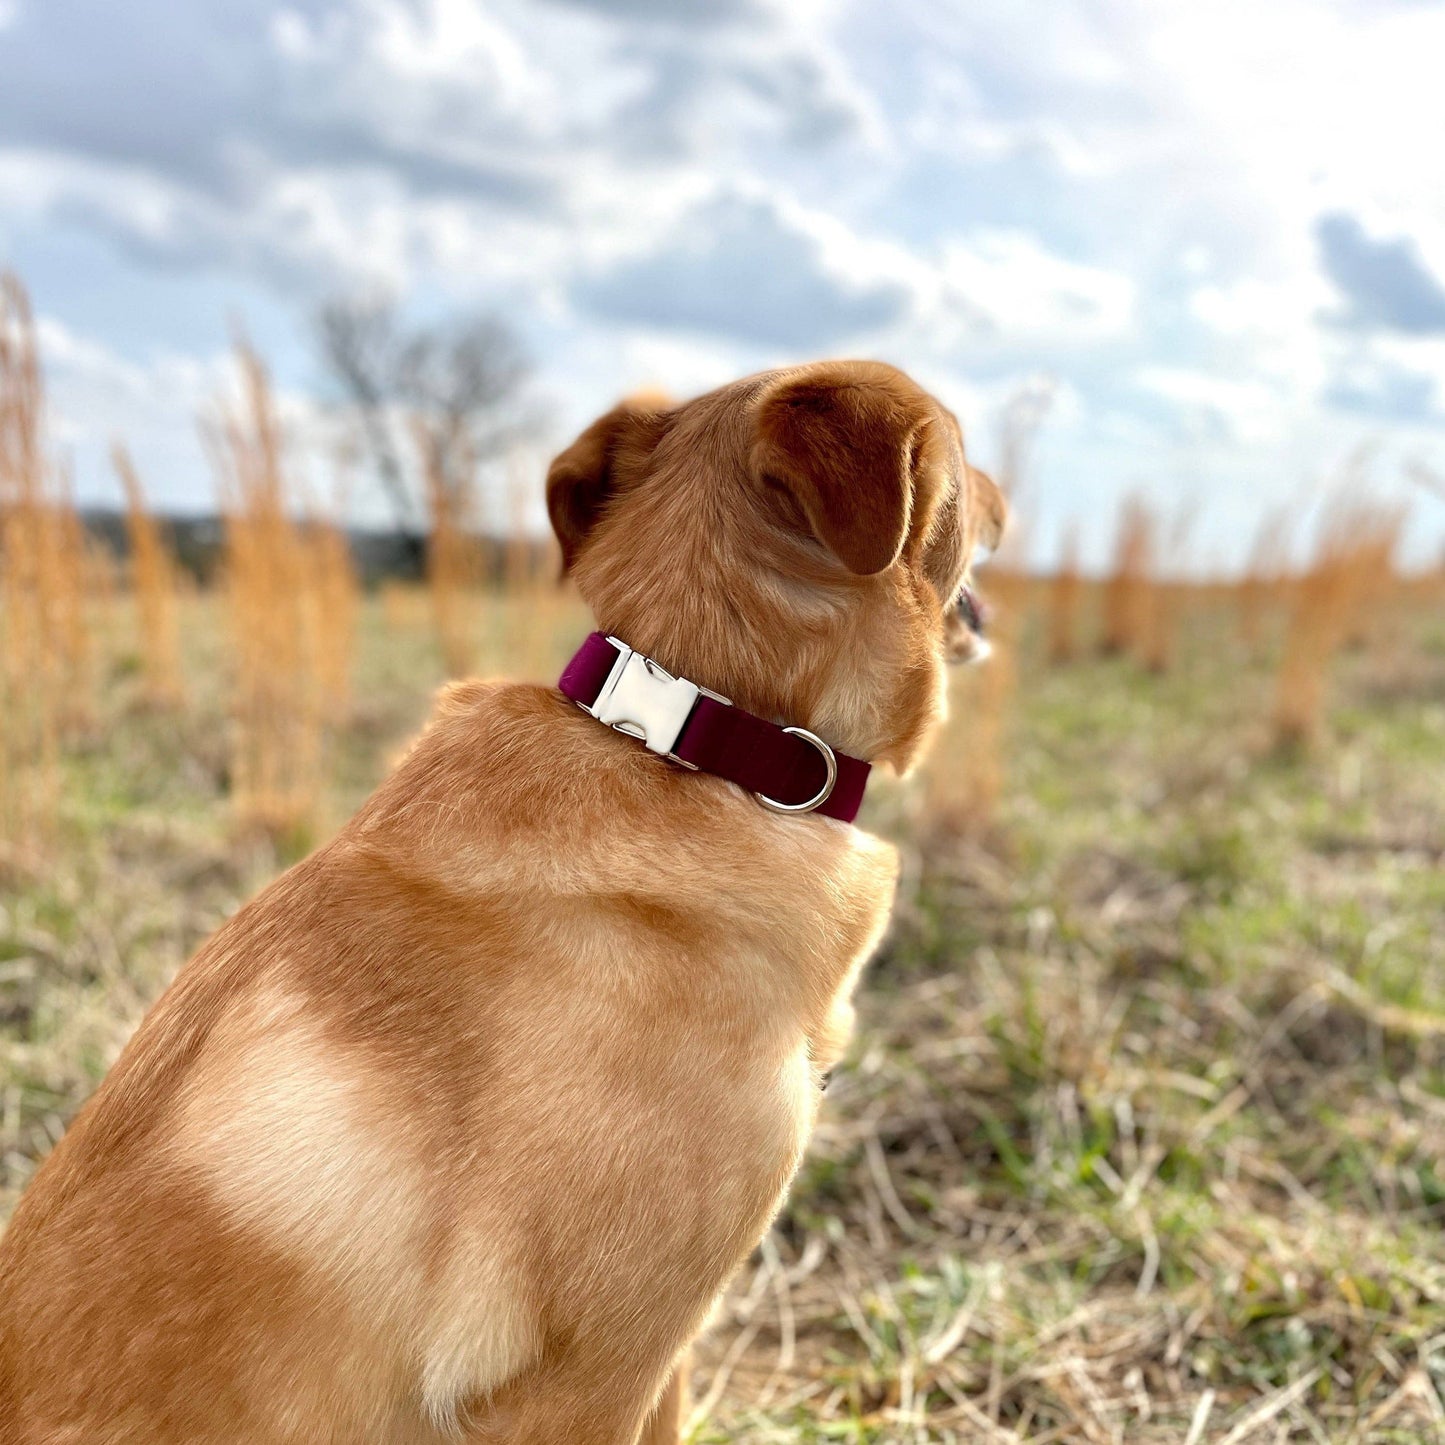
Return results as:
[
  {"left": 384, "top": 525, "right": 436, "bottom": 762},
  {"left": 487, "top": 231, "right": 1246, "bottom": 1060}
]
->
[{"left": 757, "top": 727, "right": 838, "bottom": 814}]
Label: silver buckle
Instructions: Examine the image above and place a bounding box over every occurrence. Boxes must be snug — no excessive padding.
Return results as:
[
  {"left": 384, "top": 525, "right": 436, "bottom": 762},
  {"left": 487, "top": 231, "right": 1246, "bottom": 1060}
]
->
[
  {"left": 586, "top": 637, "right": 729, "bottom": 764},
  {"left": 756, "top": 728, "right": 838, "bottom": 814}
]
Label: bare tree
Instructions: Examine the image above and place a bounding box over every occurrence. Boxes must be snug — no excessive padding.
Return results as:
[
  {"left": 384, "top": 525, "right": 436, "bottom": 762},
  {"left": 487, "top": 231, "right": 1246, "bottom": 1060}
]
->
[{"left": 315, "top": 296, "right": 532, "bottom": 551}]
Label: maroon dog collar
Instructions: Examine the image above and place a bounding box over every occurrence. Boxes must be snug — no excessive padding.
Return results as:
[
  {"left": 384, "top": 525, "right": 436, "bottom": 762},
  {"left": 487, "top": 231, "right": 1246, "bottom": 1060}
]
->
[{"left": 559, "top": 632, "right": 871, "bottom": 823}]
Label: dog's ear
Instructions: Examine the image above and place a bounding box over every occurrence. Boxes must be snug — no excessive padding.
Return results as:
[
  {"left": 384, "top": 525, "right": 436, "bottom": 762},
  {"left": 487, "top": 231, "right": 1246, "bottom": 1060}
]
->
[
  {"left": 546, "top": 394, "right": 671, "bottom": 573},
  {"left": 967, "top": 464, "right": 1008, "bottom": 552},
  {"left": 751, "top": 371, "right": 935, "bottom": 576}
]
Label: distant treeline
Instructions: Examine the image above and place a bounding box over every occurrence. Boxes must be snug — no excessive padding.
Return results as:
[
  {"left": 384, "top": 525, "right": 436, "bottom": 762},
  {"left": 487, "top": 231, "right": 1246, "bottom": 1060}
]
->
[{"left": 74, "top": 509, "right": 558, "bottom": 588}]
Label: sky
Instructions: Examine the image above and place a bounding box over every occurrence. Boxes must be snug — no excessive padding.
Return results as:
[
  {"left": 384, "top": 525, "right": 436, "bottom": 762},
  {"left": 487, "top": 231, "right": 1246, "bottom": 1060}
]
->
[{"left": 3, "top": 0, "right": 1445, "bottom": 568}]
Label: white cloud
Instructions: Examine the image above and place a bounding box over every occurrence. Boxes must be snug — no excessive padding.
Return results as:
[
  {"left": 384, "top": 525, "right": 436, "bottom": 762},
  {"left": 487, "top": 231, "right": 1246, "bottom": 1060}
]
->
[
  {"left": 574, "top": 187, "right": 917, "bottom": 349},
  {"left": 1188, "top": 275, "right": 1333, "bottom": 401},
  {"left": 940, "top": 232, "right": 1134, "bottom": 348},
  {"left": 1136, "top": 365, "right": 1284, "bottom": 447}
]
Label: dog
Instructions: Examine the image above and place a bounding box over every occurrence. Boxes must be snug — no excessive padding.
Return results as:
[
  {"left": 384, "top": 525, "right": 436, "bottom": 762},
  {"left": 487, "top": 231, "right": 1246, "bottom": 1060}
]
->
[{"left": 0, "top": 359, "right": 1004, "bottom": 1444}]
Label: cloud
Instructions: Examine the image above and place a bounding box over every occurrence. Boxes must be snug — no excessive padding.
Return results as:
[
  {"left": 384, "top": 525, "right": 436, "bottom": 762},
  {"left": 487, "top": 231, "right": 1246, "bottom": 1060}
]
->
[
  {"left": 574, "top": 191, "right": 911, "bottom": 349},
  {"left": 608, "top": 33, "right": 870, "bottom": 155},
  {"left": 0, "top": 0, "right": 863, "bottom": 209},
  {"left": 1324, "top": 360, "right": 1445, "bottom": 426},
  {"left": 0, "top": 0, "right": 874, "bottom": 305},
  {"left": 0, "top": 0, "right": 568, "bottom": 213},
  {"left": 539, "top": 0, "right": 767, "bottom": 25},
  {"left": 1135, "top": 365, "right": 1282, "bottom": 446},
  {"left": 939, "top": 232, "right": 1134, "bottom": 350},
  {"left": 1316, "top": 212, "right": 1445, "bottom": 336},
  {"left": 573, "top": 186, "right": 1136, "bottom": 366},
  {"left": 1, "top": 152, "right": 414, "bottom": 297}
]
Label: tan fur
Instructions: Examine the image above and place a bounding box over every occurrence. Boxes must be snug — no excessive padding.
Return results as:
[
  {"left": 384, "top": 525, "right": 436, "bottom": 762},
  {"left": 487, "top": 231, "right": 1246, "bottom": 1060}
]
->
[{"left": 0, "top": 360, "right": 1002, "bottom": 1444}]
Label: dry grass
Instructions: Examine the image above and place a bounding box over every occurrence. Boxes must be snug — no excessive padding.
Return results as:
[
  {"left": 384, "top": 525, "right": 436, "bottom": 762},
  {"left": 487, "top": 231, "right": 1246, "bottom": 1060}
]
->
[
  {"left": 691, "top": 589, "right": 1445, "bottom": 1442},
  {"left": 113, "top": 442, "right": 183, "bottom": 709},
  {"left": 415, "top": 416, "right": 481, "bottom": 677},
  {"left": 1238, "top": 508, "right": 1292, "bottom": 650},
  {"left": 1272, "top": 565, "right": 1347, "bottom": 749},
  {"left": 1139, "top": 579, "right": 1183, "bottom": 676},
  {"left": 309, "top": 515, "right": 361, "bottom": 715},
  {"left": 1272, "top": 501, "right": 1403, "bottom": 750},
  {"left": 0, "top": 275, "right": 93, "bottom": 855},
  {"left": 1138, "top": 510, "right": 1195, "bottom": 677},
  {"left": 1100, "top": 500, "right": 1154, "bottom": 658},
  {"left": 928, "top": 569, "right": 1029, "bottom": 839},
  {"left": 207, "top": 342, "right": 353, "bottom": 838},
  {"left": 695, "top": 907, "right": 1445, "bottom": 1442},
  {"left": 1045, "top": 526, "right": 1083, "bottom": 667}
]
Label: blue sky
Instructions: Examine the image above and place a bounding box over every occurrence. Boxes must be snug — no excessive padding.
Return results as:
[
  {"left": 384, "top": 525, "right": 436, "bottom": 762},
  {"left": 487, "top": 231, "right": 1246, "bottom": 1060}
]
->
[{"left": 3, "top": 0, "right": 1445, "bottom": 567}]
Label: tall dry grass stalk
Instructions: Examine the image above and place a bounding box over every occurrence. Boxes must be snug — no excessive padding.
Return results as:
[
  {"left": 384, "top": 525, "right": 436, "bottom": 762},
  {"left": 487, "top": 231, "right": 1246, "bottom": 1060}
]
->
[
  {"left": 209, "top": 342, "right": 350, "bottom": 836},
  {"left": 415, "top": 419, "right": 479, "bottom": 677},
  {"left": 1099, "top": 496, "right": 1154, "bottom": 656},
  {"left": 503, "top": 450, "right": 536, "bottom": 596},
  {"left": 0, "top": 275, "right": 93, "bottom": 851},
  {"left": 306, "top": 442, "right": 361, "bottom": 714},
  {"left": 380, "top": 578, "right": 429, "bottom": 633},
  {"left": 1272, "top": 564, "right": 1349, "bottom": 749},
  {"left": 1046, "top": 523, "right": 1083, "bottom": 665},
  {"left": 935, "top": 566, "right": 1027, "bottom": 833},
  {"left": 501, "top": 449, "right": 571, "bottom": 680},
  {"left": 1138, "top": 506, "right": 1195, "bottom": 675},
  {"left": 1237, "top": 507, "right": 1291, "bottom": 648},
  {"left": 309, "top": 516, "right": 360, "bottom": 713},
  {"left": 50, "top": 466, "right": 96, "bottom": 734},
  {"left": 1139, "top": 579, "right": 1183, "bottom": 675},
  {"left": 113, "top": 442, "right": 183, "bottom": 707},
  {"left": 1339, "top": 506, "right": 1404, "bottom": 651},
  {"left": 1272, "top": 499, "right": 1401, "bottom": 747}
]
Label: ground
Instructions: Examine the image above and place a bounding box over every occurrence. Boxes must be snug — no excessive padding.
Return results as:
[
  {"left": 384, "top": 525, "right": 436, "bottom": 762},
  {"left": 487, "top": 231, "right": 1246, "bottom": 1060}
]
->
[{"left": 3, "top": 583, "right": 1444, "bottom": 1442}]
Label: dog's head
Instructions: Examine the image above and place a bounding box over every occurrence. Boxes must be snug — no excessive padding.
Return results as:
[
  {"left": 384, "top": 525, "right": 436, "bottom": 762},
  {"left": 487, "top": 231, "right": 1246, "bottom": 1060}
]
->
[{"left": 547, "top": 360, "right": 1006, "bottom": 774}]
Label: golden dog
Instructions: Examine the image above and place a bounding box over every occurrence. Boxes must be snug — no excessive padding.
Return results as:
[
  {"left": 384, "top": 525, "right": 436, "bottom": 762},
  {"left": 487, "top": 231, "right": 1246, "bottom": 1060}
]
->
[{"left": 0, "top": 360, "right": 1004, "bottom": 1444}]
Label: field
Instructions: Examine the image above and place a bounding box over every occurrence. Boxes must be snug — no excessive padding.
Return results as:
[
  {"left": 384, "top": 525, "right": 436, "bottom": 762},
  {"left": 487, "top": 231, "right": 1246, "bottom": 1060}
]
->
[{"left": 3, "top": 570, "right": 1444, "bottom": 1443}]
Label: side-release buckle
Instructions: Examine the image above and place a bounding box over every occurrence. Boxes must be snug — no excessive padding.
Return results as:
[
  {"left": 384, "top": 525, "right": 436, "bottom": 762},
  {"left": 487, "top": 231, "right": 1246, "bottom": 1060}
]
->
[{"left": 585, "top": 638, "right": 729, "bottom": 764}]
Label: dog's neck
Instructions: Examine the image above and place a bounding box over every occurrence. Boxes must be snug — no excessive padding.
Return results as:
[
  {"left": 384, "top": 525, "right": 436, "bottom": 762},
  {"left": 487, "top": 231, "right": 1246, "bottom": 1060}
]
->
[
  {"left": 577, "top": 571, "right": 921, "bottom": 775},
  {"left": 560, "top": 632, "right": 872, "bottom": 821}
]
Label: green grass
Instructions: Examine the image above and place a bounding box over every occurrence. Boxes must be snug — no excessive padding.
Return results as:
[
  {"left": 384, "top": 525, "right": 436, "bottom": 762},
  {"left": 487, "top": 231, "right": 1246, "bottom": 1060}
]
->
[{"left": 3, "top": 584, "right": 1445, "bottom": 1441}]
